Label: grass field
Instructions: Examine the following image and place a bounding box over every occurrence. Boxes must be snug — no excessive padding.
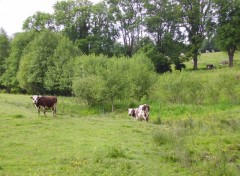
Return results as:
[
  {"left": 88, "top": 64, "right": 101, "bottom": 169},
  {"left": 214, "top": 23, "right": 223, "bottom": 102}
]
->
[
  {"left": 184, "top": 51, "right": 240, "bottom": 70},
  {"left": 0, "top": 52, "right": 240, "bottom": 175},
  {"left": 1, "top": 94, "right": 240, "bottom": 175}
]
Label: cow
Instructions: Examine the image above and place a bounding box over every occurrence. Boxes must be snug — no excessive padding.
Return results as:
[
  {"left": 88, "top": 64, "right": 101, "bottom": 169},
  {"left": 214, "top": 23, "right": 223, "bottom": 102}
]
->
[
  {"left": 206, "top": 64, "right": 216, "bottom": 69},
  {"left": 128, "top": 104, "right": 150, "bottom": 122},
  {"left": 31, "top": 95, "right": 57, "bottom": 116}
]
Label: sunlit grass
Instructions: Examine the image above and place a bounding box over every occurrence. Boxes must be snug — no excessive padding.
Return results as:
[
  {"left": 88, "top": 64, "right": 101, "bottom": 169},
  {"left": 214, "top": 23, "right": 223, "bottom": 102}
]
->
[
  {"left": 1, "top": 52, "right": 240, "bottom": 175},
  {"left": 0, "top": 93, "right": 239, "bottom": 175},
  {"left": 183, "top": 51, "right": 240, "bottom": 70}
]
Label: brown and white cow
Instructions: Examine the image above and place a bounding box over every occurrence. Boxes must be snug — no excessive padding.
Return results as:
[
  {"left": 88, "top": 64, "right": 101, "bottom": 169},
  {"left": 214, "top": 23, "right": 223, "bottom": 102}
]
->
[
  {"left": 128, "top": 104, "right": 150, "bottom": 122},
  {"left": 31, "top": 95, "right": 57, "bottom": 116}
]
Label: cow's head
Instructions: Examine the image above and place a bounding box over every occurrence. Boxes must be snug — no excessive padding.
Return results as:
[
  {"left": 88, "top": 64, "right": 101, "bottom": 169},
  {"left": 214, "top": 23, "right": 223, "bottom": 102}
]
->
[
  {"left": 140, "top": 104, "right": 150, "bottom": 119},
  {"left": 128, "top": 108, "right": 136, "bottom": 117},
  {"left": 142, "top": 104, "right": 150, "bottom": 111},
  {"left": 30, "top": 95, "right": 41, "bottom": 104}
]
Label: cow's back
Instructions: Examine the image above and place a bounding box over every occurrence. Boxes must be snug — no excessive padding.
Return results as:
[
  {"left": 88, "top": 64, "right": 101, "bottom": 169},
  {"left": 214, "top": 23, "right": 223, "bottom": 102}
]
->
[{"left": 37, "top": 96, "right": 57, "bottom": 107}]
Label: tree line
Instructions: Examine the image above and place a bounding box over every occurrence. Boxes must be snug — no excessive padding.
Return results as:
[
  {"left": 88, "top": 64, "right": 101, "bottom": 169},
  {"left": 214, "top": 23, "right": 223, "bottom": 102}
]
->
[{"left": 0, "top": 0, "right": 239, "bottom": 104}]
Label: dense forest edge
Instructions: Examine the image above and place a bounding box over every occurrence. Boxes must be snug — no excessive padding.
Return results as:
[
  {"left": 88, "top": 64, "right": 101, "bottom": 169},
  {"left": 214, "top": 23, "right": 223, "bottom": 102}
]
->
[{"left": 0, "top": 0, "right": 240, "bottom": 103}]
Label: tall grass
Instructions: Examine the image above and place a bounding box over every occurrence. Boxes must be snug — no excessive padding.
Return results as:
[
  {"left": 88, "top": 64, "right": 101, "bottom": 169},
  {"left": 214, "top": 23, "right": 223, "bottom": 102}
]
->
[{"left": 150, "top": 68, "right": 240, "bottom": 105}]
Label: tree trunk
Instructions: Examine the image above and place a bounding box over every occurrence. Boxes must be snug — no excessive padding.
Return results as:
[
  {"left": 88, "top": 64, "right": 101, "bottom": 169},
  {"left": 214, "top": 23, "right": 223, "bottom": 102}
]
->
[
  {"left": 111, "top": 98, "right": 114, "bottom": 112},
  {"left": 227, "top": 48, "right": 235, "bottom": 67},
  {"left": 193, "top": 53, "right": 198, "bottom": 70},
  {"left": 229, "top": 54, "right": 234, "bottom": 67}
]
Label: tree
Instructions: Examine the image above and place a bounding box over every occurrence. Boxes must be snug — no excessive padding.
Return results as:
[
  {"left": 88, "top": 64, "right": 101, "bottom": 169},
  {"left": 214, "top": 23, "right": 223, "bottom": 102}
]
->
[
  {"left": 2, "top": 31, "right": 37, "bottom": 92},
  {"left": 88, "top": 1, "right": 118, "bottom": 57},
  {"left": 73, "top": 53, "right": 156, "bottom": 111},
  {"left": 215, "top": 0, "right": 240, "bottom": 67},
  {"left": 102, "top": 57, "right": 130, "bottom": 111},
  {"left": 127, "top": 52, "right": 156, "bottom": 101},
  {"left": 107, "top": 0, "right": 144, "bottom": 56},
  {"left": 53, "top": 0, "right": 92, "bottom": 53},
  {"left": 73, "top": 54, "right": 108, "bottom": 106},
  {"left": 144, "top": 0, "right": 182, "bottom": 49},
  {"left": 23, "top": 12, "right": 55, "bottom": 32},
  {"left": 44, "top": 36, "right": 80, "bottom": 95},
  {"left": 17, "top": 30, "right": 59, "bottom": 94},
  {"left": 73, "top": 75, "right": 106, "bottom": 106},
  {"left": 139, "top": 39, "right": 173, "bottom": 73},
  {"left": 0, "top": 28, "right": 10, "bottom": 87},
  {"left": 177, "top": 0, "right": 213, "bottom": 70}
]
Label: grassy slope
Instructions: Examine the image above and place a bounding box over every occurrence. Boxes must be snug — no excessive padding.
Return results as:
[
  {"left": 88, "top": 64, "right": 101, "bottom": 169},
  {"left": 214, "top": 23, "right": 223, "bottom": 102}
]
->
[
  {"left": 0, "top": 94, "right": 182, "bottom": 176},
  {"left": 184, "top": 51, "right": 240, "bottom": 69},
  {"left": 0, "top": 52, "right": 240, "bottom": 175}
]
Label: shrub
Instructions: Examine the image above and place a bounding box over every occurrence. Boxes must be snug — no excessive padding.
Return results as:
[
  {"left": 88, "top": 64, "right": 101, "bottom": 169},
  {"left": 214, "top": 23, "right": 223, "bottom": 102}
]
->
[
  {"left": 150, "top": 69, "right": 240, "bottom": 105},
  {"left": 73, "top": 53, "right": 156, "bottom": 109},
  {"left": 72, "top": 75, "right": 106, "bottom": 106}
]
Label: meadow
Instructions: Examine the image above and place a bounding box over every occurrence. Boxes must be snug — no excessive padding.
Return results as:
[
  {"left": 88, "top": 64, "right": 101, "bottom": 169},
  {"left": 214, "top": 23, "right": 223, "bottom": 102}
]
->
[{"left": 0, "top": 52, "right": 240, "bottom": 175}]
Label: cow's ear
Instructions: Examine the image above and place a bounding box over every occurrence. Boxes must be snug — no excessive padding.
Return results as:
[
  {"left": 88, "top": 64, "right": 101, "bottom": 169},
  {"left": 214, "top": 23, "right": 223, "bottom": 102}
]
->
[{"left": 30, "top": 96, "right": 32, "bottom": 99}]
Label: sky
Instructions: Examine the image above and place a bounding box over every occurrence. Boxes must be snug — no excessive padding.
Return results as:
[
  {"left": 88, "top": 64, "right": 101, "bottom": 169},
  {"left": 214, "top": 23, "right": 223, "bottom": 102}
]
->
[{"left": 0, "top": 0, "right": 100, "bottom": 37}]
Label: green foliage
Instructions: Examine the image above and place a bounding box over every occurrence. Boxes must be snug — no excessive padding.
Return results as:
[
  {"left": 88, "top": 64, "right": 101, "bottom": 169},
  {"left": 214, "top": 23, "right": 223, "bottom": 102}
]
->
[
  {"left": 177, "top": 0, "right": 213, "bottom": 69},
  {"left": 0, "top": 28, "right": 10, "bottom": 84},
  {"left": 17, "top": 30, "right": 59, "bottom": 93},
  {"left": 16, "top": 30, "right": 77, "bottom": 94},
  {"left": 215, "top": 0, "right": 240, "bottom": 66},
  {"left": 140, "top": 42, "right": 173, "bottom": 73},
  {"left": 73, "top": 53, "right": 156, "bottom": 110},
  {"left": 44, "top": 36, "right": 79, "bottom": 95},
  {"left": 150, "top": 68, "right": 240, "bottom": 105},
  {"left": 23, "top": 12, "right": 54, "bottom": 32},
  {"left": 107, "top": 0, "right": 144, "bottom": 56},
  {"left": 72, "top": 75, "right": 106, "bottom": 106},
  {"left": 53, "top": 0, "right": 92, "bottom": 43},
  {"left": 127, "top": 53, "right": 157, "bottom": 100},
  {"left": 2, "top": 31, "right": 37, "bottom": 92}
]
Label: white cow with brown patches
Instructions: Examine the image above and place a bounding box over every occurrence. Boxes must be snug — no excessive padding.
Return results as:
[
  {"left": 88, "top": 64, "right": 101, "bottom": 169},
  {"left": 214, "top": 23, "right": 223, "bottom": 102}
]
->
[{"left": 128, "top": 104, "right": 150, "bottom": 122}]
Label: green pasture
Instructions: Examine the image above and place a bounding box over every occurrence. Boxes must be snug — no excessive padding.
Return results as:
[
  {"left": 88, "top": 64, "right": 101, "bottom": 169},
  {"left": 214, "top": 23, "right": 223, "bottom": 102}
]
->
[
  {"left": 0, "top": 93, "right": 239, "bottom": 176},
  {"left": 184, "top": 51, "right": 240, "bottom": 69},
  {"left": 1, "top": 52, "right": 240, "bottom": 175}
]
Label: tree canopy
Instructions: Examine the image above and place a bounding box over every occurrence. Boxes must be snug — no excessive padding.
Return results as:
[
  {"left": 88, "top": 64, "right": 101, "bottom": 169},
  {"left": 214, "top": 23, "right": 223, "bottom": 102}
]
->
[
  {"left": 214, "top": 0, "right": 240, "bottom": 67},
  {"left": 0, "top": 0, "right": 239, "bottom": 107}
]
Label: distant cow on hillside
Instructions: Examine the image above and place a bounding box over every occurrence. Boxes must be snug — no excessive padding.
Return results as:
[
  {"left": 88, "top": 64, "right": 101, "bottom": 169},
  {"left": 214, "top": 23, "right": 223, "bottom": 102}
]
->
[
  {"left": 128, "top": 104, "right": 150, "bottom": 122},
  {"left": 206, "top": 64, "right": 216, "bottom": 69},
  {"left": 31, "top": 95, "right": 57, "bottom": 116}
]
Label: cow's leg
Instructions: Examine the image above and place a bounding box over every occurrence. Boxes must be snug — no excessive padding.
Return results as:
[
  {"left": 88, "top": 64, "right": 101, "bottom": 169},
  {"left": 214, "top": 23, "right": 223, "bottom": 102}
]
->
[
  {"left": 52, "top": 105, "right": 56, "bottom": 117},
  {"left": 54, "top": 103, "right": 57, "bottom": 116},
  {"left": 38, "top": 107, "right": 40, "bottom": 116},
  {"left": 43, "top": 107, "right": 46, "bottom": 116}
]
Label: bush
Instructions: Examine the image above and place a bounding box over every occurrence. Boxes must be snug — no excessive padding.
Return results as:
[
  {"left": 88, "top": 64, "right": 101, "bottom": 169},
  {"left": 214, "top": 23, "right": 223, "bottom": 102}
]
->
[
  {"left": 72, "top": 75, "right": 106, "bottom": 106},
  {"left": 150, "top": 69, "right": 240, "bottom": 105},
  {"left": 73, "top": 53, "right": 156, "bottom": 109}
]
